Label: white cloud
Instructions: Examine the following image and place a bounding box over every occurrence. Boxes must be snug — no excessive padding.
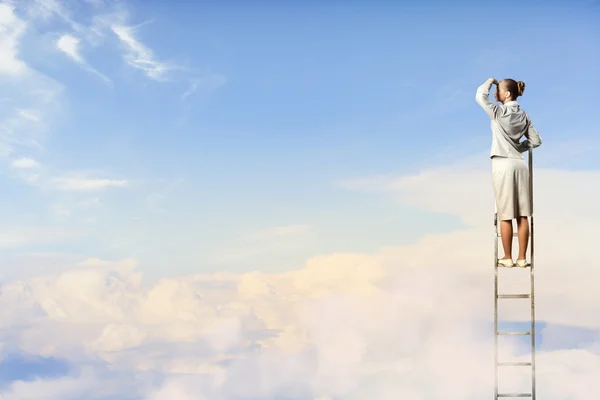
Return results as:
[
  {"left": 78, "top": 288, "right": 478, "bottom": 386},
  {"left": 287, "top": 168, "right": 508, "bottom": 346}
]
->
[
  {"left": 56, "top": 34, "right": 111, "bottom": 84},
  {"left": 7, "top": 148, "right": 600, "bottom": 391},
  {"left": 0, "top": 75, "right": 62, "bottom": 175},
  {"left": 338, "top": 150, "right": 600, "bottom": 330},
  {"left": 17, "top": 108, "right": 40, "bottom": 122},
  {"left": 0, "top": 3, "right": 27, "bottom": 76},
  {"left": 50, "top": 176, "right": 129, "bottom": 191},
  {"left": 0, "top": 245, "right": 597, "bottom": 399},
  {"left": 56, "top": 34, "right": 82, "bottom": 62},
  {"left": 10, "top": 156, "right": 40, "bottom": 169},
  {"left": 0, "top": 5, "right": 63, "bottom": 169},
  {"left": 111, "top": 23, "right": 175, "bottom": 81}
]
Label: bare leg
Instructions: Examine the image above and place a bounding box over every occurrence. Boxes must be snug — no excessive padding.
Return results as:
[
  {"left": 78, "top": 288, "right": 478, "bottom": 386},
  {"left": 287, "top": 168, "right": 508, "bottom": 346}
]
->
[
  {"left": 500, "top": 219, "right": 513, "bottom": 259},
  {"left": 517, "top": 216, "right": 529, "bottom": 260}
]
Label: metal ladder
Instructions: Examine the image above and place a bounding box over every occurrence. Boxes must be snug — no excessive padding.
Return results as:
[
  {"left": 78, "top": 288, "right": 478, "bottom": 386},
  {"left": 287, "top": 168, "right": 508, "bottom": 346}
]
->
[{"left": 493, "top": 149, "right": 536, "bottom": 399}]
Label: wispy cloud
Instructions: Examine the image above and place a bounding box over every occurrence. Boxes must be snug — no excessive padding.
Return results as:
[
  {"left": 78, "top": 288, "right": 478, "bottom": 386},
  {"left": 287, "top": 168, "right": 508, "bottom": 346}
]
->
[
  {"left": 29, "top": 1, "right": 181, "bottom": 85},
  {"left": 49, "top": 197, "right": 102, "bottom": 224},
  {"left": 16, "top": 109, "right": 40, "bottom": 122},
  {"left": 0, "top": 1, "right": 63, "bottom": 166},
  {"left": 1, "top": 108, "right": 44, "bottom": 154},
  {"left": 50, "top": 176, "right": 129, "bottom": 191},
  {"left": 181, "top": 79, "right": 201, "bottom": 100},
  {"left": 0, "top": 1, "right": 65, "bottom": 163},
  {"left": 111, "top": 23, "right": 175, "bottom": 81},
  {"left": 0, "top": 79, "right": 63, "bottom": 171},
  {"left": 181, "top": 74, "right": 228, "bottom": 100},
  {"left": 0, "top": 0, "right": 204, "bottom": 251},
  {"left": 28, "top": 0, "right": 85, "bottom": 33},
  {"left": 56, "top": 34, "right": 111, "bottom": 84},
  {"left": 0, "top": 3, "right": 27, "bottom": 76},
  {"left": 10, "top": 156, "right": 40, "bottom": 169},
  {"left": 9, "top": 156, "right": 41, "bottom": 183}
]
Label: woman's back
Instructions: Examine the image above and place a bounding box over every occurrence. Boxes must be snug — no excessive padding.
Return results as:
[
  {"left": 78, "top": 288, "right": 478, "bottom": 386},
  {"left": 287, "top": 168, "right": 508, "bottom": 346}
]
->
[
  {"left": 491, "top": 102, "right": 536, "bottom": 159},
  {"left": 476, "top": 79, "right": 542, "bottom": 159}
]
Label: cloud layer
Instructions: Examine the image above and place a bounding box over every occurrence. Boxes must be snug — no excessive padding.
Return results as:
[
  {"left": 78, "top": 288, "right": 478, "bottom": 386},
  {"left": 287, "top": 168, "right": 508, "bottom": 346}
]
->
[{"left": 0, "top": 205, "right": 598, "bottom": 399}]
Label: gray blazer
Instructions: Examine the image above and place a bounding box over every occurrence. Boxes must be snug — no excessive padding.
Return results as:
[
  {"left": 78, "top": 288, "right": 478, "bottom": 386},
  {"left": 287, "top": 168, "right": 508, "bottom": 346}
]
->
[{"left": 476, "top": 78, "right": 542, "bottom": 159}]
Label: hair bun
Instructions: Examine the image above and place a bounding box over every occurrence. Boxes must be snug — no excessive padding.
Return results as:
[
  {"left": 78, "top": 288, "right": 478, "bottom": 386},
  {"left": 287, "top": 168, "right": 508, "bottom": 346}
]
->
[{"left": 517, "top": 81, "right": 526, "bottom": 96}]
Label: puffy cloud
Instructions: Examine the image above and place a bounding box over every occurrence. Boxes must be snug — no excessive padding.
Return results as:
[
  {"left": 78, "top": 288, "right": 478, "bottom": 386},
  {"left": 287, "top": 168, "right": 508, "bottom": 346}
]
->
[
  {"left": 0, "top": 243, "right": 597, "bottom": 399},
  {"left": 0, "top": 157, "right": 598, "bottom": 398},
  {"left": 338, "top": 151, "right": 600, "bottom": 330}
]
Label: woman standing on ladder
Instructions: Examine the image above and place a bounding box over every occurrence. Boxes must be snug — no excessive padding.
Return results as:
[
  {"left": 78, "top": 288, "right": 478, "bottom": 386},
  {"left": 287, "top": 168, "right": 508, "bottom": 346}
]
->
[{"left": 476, "top": 78, "right": 542, "bottom": 268}]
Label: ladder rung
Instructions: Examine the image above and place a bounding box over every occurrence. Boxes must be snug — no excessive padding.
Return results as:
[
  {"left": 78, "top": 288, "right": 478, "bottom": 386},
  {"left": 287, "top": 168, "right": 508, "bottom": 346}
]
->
[
  {"left": 496, "top": 232, "right": 531, "bottom": 237},
  {"left": 497, "top": 331, "right": 532, "bottom": 335},
  {"left": 498, "top": 294, "right": 531, "bottom": 299},
  {"left": 498, "top": 362, "right": 532, "bottom": 366},
  {"left": 498, "top": 394, "right": 532, "bottom": 398},
  {"left": 497, "top": 263, "right": 532, "bottom": 268},
  {"left": 496, "top": 232, "right": 519, "bottom": 237}
]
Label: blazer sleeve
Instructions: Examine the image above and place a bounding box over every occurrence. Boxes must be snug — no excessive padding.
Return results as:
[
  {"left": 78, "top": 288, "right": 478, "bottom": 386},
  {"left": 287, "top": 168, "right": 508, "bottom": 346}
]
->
[
  {"left": 475, "top": 78, "right": 500, "bottom": 119},
  {"left": 516, "top": 116, "right": 543, "bottom": 152}
]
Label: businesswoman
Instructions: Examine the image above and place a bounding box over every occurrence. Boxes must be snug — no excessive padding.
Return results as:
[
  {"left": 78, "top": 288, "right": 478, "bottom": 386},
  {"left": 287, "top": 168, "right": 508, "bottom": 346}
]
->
[{"left": 476, "top": 77, "right": 542, "bottom": 268}]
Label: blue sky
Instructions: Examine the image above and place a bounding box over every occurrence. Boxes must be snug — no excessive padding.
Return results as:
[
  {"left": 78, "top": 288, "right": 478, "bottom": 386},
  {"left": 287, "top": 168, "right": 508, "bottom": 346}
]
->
[
  {"left": 1, "top": 1, "right": 600, "bottom": 398},
  {"left": 1, "top": 0, "right": 599, "bottom": 280}
]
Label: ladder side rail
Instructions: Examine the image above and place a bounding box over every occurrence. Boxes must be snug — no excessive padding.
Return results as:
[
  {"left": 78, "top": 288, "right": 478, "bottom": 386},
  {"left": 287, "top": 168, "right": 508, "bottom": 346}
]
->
[
  {"left": 494, "top": 208, "right": 499, "bottom": 400},
  {"left": 528, "top": 149, "right": 536, "bottom": 400}
]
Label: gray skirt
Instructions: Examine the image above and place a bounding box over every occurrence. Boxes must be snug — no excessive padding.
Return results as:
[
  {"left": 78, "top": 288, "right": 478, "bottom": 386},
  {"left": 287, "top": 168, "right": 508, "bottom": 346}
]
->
[{"left": 492, "top": 156, "right": 531, "bottom": 220}]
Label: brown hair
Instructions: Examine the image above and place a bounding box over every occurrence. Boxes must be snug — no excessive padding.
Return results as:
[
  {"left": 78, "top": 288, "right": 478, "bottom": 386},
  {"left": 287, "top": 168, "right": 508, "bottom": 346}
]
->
[{"left": 501, "top": 79, "right": 526, "bottom": 98}]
